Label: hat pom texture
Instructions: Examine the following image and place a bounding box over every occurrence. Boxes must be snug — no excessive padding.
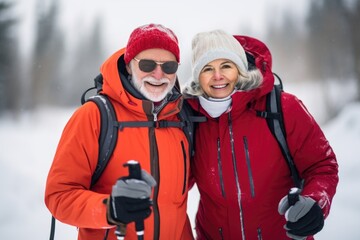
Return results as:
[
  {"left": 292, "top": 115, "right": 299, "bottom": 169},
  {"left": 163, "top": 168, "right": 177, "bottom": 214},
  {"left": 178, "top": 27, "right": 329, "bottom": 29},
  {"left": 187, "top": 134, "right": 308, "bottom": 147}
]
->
[{"left": 124, "top": 23, "right": 180, "bottom": 64}]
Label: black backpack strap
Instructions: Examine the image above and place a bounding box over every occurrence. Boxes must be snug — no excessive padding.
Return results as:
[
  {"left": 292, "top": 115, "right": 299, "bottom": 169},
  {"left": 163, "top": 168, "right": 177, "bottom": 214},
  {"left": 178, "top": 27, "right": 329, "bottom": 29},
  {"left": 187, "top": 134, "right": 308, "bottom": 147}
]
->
[
  {"left": 178, "top": 101, "right": 207, "bottom": 157},
  {"left": 178, "top": 102, "right": 195, "bottom": 157},
  {"left": 87, "top": 94, "right": 119, "bottom": 187},
  {"left": 49, "top": 75, "right": 114, "bottom": 240},
  {"left": 256, "top": 78, "right": 303, "bottom": 188},
  {"left": 89, "top": 96, "right": 205, "bottom": 181},
  {"left": 49, "top": 96, "right": 206, "bottom": 240},
  {"left": 114, "top": 120, "right": 186, "bottom": 130},
  {"left": 81, "top": 74, "right": 104, "bottom": 105}
]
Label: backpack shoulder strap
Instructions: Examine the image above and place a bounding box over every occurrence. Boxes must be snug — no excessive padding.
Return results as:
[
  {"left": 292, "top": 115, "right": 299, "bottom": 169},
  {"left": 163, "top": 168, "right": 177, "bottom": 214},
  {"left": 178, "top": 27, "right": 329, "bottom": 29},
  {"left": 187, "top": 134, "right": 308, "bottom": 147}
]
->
[
  {"left": 256, "top": 75, "right": 303, "bottom": 188},
  {"left": 49, "top": 75, "right": 118, "bottom": 240},
  {"left": 178, "top": 101, "right": 207, "bottom": 157},
  {"left": 86, "top": 94, "right": 119, "bottom": 187},
  {"left": 80, "top": 74, "right": 104, "bottom": 105}
]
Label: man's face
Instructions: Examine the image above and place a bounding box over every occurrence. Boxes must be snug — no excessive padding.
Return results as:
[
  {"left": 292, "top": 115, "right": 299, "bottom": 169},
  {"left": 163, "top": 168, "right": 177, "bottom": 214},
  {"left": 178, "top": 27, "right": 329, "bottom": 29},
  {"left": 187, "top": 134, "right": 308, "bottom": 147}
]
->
[{"left": 127, "top": 48, "right": 178, "bottom": 102}]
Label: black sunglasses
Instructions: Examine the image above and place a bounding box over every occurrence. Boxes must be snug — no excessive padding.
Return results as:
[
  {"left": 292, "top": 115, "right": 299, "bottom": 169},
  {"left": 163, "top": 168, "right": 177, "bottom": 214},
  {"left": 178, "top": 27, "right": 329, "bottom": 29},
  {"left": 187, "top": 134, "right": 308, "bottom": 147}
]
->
[{"left": 133, "top": 58, "right": 179, "bottom": 74}]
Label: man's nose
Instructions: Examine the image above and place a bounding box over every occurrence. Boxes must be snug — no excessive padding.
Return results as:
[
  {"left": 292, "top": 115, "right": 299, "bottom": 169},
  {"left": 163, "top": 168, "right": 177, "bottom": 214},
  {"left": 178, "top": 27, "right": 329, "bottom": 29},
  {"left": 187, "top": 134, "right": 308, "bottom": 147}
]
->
[{"left": 152, "top": 65, "right": 165, "bottom": 79}]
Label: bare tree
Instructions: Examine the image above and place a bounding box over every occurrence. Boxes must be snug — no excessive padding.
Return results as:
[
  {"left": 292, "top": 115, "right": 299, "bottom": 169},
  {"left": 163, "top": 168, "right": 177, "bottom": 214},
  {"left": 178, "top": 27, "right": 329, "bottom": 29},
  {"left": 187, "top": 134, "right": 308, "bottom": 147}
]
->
[
  {"left": 265, "top": 11, "right": 309, "bottom": 83},
  {"left": 30, "top": 0, "right": 64, "bottom": 108},
  {"left": 60, "top": 16, "right": 105, "bottom": 106},
  {"left": 0, "top": 1, "right": 19, "bottom": 115},
  {"left": 305, "top": 0, "right": 357, "bottom": 119},
  {"left": 346, "top": 0, "right": 360, "bottom": 101},
  {"left": 307, "top": 0, "right": 352, "bottom": 80}
]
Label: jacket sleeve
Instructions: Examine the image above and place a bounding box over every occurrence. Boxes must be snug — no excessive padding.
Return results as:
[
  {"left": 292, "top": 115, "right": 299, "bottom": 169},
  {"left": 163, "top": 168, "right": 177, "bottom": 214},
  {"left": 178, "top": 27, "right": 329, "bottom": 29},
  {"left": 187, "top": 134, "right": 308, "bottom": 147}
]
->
[
  {"left": 282, "top": 92, "right": 339, "bottom": 218},
  {"left": 44, "top": 102, "right": 112, "bottom": 229}
]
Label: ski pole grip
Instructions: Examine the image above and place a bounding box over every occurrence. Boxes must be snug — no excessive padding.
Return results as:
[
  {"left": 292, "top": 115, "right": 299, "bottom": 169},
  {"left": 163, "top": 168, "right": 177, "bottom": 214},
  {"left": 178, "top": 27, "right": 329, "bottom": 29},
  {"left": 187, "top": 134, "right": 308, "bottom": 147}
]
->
[
  {"left": 124, "top": 160, "right": 145, "bottom": 240},
  {"left": 124, "top": 160, "right": 142, "bottom": 180},
  {"left": 288, "top": 187, "right": 301, "bottom": 206}
]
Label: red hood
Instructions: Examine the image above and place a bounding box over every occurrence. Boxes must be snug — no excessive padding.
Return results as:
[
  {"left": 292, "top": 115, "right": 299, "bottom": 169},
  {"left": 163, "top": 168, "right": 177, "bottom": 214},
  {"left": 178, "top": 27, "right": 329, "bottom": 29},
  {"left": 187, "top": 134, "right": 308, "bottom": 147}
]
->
[
  {"left": 99, "top": 48, "right": 133, "bottom": 104},
  {"left": 234, "top": 35, "right": 274, "bottom": 97}
]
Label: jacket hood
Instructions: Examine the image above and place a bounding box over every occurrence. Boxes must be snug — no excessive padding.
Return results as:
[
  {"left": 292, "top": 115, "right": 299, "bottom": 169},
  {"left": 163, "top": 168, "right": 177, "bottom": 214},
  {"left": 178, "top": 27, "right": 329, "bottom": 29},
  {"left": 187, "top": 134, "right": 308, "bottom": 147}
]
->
[
  {"left": 233, "top": 35, "right": 274, "bottom": 99},
  {"left": 100, "top": 48, "right": 130, "bottom": 102}
]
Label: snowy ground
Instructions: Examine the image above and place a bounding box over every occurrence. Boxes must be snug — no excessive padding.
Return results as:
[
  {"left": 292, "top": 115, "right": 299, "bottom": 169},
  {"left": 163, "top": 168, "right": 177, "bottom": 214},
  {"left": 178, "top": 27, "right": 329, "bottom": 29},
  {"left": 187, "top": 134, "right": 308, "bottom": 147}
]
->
[{"left": 0, "top": 100, "right": 359, "bottom": 239}]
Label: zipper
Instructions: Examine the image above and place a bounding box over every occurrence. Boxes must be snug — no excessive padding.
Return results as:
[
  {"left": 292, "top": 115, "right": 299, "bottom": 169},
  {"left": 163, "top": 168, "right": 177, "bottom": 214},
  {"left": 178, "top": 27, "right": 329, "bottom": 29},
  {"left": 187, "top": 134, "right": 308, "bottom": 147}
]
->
[
  {"left": 152, "top": 95, "right": 169, "bottom": 122},
  {"left": 149, "top": 127, "right": 160, "bottom": 240},
  {"left": 228, "top": 112, "right": 246, "bottom": 240},
  {"left": 219, "top": 227, "right": 224, "bottom": 240},
  {"left": 217, "top": 138, "right": 226, "bottom": 197},
  {"left": 149, "top": 97, "right": 182, "bottom": 239},
  {"left": 181, "top": 141, "right": 187, "bottom": 195},
  {"left": 257, "top": 228, "right": 263, "bottom": 240},
  {"left": 243, "top": 136, "right": 255, "bottom": 197}
]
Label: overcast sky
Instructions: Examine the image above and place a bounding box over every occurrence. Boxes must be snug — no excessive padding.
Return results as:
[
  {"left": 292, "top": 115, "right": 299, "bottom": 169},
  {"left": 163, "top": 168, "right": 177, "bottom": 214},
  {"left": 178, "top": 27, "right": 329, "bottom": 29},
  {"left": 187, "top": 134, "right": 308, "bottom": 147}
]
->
[{"left": 14, "top": 0, "right": 310, "bottom": 78}]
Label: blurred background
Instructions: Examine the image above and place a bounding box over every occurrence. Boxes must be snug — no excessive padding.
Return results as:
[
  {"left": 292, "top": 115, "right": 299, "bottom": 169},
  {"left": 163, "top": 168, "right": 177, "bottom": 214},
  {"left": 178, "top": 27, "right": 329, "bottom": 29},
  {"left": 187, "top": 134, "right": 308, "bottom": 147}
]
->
[
  {"left": 1, "top": 0, "right": 359, "bottom": 239},
  {"left": 0, "top": 0, "right": 359, "bottom": 123}
]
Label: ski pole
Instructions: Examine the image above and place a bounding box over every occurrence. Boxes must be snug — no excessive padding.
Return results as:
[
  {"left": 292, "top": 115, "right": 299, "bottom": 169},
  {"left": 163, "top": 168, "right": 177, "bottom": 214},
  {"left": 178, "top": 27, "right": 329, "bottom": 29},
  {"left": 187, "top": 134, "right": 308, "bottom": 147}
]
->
[
  {"left": 287, "top": 187, "right": 301, "bottom": 240},
  {"left": 114, "top": 223, "right": 126, "bottom": 240},
  {"left": 287, "top": 187, "right": 301, "bottom": 206},
  {"left": 124, "top": 160, "right": 145, "bottom": 240}
]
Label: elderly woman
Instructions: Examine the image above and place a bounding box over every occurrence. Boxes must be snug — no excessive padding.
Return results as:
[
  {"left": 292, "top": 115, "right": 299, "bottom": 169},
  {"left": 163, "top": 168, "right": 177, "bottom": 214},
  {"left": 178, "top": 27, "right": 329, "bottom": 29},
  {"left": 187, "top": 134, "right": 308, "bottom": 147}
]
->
[{"left": 183, "top": 29, "right": 338, "bottom": 240}]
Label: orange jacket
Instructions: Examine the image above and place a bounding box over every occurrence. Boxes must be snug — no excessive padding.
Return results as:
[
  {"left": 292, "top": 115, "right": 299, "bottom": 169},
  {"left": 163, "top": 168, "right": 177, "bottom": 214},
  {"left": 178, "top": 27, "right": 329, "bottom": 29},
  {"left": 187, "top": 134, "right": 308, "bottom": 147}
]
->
[{"left": 45, "top": 48, "right": 194, "bottom": 240}]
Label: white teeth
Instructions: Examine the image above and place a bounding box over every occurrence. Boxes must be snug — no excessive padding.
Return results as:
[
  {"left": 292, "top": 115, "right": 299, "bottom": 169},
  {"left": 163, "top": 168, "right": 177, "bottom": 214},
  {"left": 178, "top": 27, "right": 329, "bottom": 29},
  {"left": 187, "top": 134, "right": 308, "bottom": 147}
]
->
[
  {"left": 212, "top": 84, "right": 226, "bottom": 89},
  {"left": 147, "top": 82, "right": 164, "bottom": 86}
]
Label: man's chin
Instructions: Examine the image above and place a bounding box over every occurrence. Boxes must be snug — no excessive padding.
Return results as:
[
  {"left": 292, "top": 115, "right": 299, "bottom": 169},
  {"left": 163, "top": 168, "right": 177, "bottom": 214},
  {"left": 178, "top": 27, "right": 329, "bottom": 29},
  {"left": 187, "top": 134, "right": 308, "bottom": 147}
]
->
[
  {"left": 139, "top": 89, "right": 165, "bottom": 102},
  {"left": 147, "top": 93, "right": 168, "bottom": 102},
  {"left": 141, "top": 85, "right": 169, "bottom": 100}
]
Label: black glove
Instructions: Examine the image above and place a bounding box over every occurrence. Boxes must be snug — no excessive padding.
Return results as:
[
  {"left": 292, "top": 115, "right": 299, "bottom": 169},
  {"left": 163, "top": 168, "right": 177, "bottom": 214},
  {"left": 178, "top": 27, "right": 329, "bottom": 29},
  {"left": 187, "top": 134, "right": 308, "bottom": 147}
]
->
[
  {"left": 278, "top": 195, "right": 324, "bottom": 239},
  {"left": 107, "top": 169, "right": 156, "bottom": 225}
]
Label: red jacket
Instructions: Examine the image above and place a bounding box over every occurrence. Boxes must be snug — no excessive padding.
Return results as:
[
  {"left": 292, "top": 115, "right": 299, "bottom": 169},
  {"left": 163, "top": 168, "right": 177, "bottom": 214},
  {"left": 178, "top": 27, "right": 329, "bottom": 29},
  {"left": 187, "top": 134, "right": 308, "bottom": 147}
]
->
[
  {"left": 45, "top": 48, "right": 194, "bottom": 240},
  {"left": 187, "top": 36, "right": 338, "bottom": 240}
]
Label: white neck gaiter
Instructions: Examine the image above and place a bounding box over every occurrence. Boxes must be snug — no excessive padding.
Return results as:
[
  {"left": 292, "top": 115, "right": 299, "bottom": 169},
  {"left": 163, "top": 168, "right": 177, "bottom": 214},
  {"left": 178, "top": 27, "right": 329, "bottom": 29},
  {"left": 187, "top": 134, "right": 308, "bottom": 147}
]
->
[{"left": 199, "top": 94, "right": 233, "bottom": 118}]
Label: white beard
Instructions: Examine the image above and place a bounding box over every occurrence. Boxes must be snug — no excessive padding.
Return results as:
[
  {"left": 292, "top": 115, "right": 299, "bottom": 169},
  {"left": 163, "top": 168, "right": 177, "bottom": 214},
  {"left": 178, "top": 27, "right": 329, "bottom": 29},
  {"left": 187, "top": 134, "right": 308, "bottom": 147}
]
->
[{"left": 131, "top": 74, "right": 175, "bottom": 102}]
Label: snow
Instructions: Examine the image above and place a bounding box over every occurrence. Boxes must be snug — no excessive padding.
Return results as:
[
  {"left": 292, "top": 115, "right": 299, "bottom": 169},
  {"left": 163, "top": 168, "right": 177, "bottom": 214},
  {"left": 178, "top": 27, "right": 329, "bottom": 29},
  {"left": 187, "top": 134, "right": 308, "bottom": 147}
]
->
[{"left": 0, "top": 99, "right": 359, "bottom": 239}]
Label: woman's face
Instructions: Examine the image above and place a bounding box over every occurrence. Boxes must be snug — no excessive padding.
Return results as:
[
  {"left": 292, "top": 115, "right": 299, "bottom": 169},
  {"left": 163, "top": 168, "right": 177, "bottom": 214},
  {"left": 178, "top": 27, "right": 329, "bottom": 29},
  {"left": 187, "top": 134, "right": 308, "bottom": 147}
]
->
[{"left": 199, "top": 59, "right": 239, "bottom": 99}]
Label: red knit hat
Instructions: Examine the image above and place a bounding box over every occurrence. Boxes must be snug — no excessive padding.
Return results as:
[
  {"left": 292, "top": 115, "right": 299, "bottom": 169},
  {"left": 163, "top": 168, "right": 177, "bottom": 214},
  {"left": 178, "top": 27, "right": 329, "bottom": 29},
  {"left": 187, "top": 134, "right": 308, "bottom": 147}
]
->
[{"left": 124, "top": 23, "right": 180, "bottom": 64}]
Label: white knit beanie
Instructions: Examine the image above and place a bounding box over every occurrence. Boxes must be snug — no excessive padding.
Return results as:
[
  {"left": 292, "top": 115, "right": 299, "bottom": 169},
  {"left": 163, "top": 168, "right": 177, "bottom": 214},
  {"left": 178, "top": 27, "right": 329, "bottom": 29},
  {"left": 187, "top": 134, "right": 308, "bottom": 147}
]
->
[{"left": 192, "top": 29, "right": 248, "bottom": 82}]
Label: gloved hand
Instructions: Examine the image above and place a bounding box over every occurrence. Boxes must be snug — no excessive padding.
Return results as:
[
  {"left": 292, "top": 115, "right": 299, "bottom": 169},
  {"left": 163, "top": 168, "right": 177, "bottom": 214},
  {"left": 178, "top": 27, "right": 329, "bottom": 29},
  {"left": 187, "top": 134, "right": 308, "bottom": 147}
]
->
[
  {"left": 106, "top": 169, "right": 156, "bottom": 225},
  {"left": 278, "top": 195, "right": 324, "bottom": 240}
]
